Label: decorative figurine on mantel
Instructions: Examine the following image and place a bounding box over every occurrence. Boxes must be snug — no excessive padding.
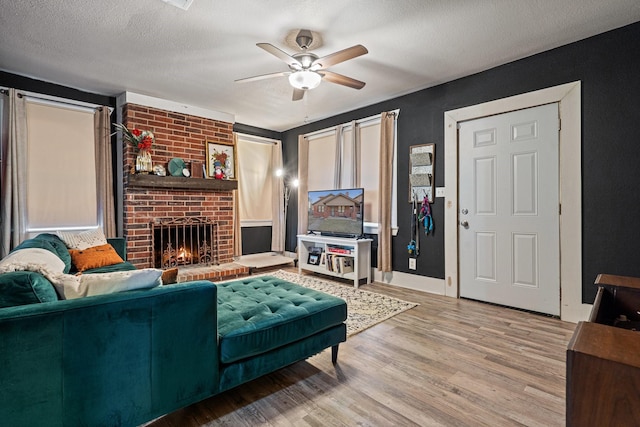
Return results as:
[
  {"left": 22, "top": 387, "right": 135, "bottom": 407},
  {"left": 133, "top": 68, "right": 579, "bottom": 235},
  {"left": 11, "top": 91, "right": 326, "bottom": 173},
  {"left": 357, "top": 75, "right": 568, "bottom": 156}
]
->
[
  {"left": 211, "top": 150, "right": 228, "bottom": 179},
  {"left": 213, "top": 160, "right": 225, "bottom": 179},
  {"left": 114, "top": 123, "right": 155, "bottom": 174}
]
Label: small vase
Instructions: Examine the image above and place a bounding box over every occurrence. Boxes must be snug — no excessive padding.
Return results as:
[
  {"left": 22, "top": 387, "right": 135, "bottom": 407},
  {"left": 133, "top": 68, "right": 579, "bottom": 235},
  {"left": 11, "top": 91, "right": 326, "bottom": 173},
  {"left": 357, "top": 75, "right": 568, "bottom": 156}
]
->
[{"left": 136, "top": 149, "right": 153, "bottom": 174}]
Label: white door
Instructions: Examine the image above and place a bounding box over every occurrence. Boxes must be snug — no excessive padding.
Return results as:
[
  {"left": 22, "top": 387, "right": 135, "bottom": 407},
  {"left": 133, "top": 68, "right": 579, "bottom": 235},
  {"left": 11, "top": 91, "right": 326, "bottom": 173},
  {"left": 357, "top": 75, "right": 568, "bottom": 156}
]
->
[{"left": 458, "top": 103, "right": 560, "bottom": 315}]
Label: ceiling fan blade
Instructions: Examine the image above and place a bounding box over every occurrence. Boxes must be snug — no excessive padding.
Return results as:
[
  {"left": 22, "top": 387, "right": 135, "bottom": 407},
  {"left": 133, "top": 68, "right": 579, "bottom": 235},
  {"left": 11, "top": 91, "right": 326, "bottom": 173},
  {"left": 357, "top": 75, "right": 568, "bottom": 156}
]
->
[
  {"left": 257, "top": 43, "right": 302, "bottom": 69},
  {"left": 311, "top": 44, "right": 368, "bottom": 70},
  {"left": 319, "top": 71, "right": 366, "bottom": 90},
  {"left": 235, "top": 71, "right": 290, "bottom": 83},
  {"left": 292, "top": 88, "right": 305, "bottom": 101}
]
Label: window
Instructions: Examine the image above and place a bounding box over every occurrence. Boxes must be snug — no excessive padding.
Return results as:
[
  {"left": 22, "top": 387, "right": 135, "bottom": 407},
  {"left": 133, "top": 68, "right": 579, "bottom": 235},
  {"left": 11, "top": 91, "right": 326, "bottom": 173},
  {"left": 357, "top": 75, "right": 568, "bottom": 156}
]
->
[
  {"left": 304, "top": 112, "right": 398, "bottom": 234},
  {"left": 358, "top": 121, "right": 382, "bottom": 225},
  {"left": 307, "top": 132, "right": 336, "bottom": 191},
  {"left": 25, "top": 100, "right": 98, "bottom": 232},
  {"left": 236, "top": 134, "right": 279, "bottom": 226}
]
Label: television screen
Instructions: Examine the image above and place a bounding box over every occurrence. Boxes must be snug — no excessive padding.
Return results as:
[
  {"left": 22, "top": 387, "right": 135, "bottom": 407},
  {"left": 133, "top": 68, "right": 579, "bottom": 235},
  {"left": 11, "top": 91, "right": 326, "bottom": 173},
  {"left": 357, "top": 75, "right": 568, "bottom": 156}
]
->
[{"left": 307, "top": 188, "right": 364, "bottom": 237}]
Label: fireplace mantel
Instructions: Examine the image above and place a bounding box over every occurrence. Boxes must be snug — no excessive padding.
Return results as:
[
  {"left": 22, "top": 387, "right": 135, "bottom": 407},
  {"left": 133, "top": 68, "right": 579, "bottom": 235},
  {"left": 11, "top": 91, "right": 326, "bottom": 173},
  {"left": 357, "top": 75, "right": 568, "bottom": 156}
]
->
[{"left": 128, "top": 174, "right": 238, "bottom": 191}]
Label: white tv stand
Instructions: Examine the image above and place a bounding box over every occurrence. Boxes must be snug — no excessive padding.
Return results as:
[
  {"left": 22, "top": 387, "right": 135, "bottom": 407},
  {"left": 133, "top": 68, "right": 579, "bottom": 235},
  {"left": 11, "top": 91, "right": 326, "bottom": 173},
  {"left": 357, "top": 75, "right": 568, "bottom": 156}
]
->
[{"left": 297, "top": 234, "right": 372, "bottom": 288}]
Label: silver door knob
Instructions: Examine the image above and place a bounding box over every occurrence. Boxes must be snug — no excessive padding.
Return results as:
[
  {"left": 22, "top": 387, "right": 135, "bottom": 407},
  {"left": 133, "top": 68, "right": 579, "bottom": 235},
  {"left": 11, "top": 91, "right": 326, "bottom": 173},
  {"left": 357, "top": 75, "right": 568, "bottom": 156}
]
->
[{"left": 460, "top": 221, "right": 469, "bottom": 228}]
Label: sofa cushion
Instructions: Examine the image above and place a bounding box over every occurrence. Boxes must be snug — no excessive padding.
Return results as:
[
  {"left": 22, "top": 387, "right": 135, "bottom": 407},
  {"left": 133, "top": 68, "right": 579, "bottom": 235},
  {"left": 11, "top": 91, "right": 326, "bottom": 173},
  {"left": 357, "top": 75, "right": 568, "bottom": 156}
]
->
[
  {"left": 57, "top": 228, "right": 108, "bottom": 250},
  {"left": 0, "top": 271, "right": 59, "bottom": 308},
  {"left": 69, "top": 244, "right": 125, "bottom": 272},
  {"left": 52, "top": 268, "right": 163, "bottom": 300},
  {"left": 216, "top": 276, "right": 347, "bottom": 364},
  {"left": 13, "top": 233, "right": 72, "bottom": 273},
  {"left": 0, "top": 247, "right": 66, "bottom": 273}
]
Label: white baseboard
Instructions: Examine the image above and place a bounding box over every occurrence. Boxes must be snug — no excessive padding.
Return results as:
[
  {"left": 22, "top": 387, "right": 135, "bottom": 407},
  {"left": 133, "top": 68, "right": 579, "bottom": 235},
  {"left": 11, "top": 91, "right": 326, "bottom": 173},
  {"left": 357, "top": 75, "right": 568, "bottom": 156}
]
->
[{"left": 372, "top": 270, "right": 446, "bottom": 295}]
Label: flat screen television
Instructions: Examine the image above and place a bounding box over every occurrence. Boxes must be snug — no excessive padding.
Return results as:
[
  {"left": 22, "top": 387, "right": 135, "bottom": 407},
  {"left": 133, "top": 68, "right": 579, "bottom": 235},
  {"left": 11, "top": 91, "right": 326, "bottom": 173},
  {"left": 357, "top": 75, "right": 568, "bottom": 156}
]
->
[{"left": 307, "top": 188, "right": 364, "bottom": 237}]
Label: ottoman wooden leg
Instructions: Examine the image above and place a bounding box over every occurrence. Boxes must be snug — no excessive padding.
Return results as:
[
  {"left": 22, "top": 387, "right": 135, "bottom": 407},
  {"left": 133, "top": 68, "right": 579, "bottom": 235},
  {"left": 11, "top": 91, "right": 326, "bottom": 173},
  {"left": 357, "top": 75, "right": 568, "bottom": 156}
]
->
[{"left": 331, "top": 344, "right": 339, "bottom": 364}]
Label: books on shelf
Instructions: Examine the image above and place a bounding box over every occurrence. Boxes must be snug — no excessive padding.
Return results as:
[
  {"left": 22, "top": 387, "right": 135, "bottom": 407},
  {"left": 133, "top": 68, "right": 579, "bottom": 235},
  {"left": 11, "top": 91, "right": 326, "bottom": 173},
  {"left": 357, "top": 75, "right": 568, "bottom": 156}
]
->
[
  {"left": 325, "top": 254, "right": 354, "bottom": 274},
  {"left": 326, "top": 254, "right": 335, "bottom": 272},
  {"left": 327, "top": 244, "right": 353, "bottom": 254}
]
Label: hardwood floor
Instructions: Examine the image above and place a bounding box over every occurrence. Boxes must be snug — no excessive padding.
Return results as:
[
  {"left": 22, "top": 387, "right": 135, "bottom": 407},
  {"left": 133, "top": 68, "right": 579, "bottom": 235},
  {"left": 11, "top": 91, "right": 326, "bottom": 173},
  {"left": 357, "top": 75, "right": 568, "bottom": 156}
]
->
[{"left": 147, "top": 269, "right": 576, "bottom": 426}]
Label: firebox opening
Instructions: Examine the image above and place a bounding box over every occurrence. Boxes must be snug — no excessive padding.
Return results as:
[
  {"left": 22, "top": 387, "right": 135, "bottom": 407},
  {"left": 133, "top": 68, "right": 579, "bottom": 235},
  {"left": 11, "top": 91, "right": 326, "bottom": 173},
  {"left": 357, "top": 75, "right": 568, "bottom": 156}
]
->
[{"left": 152, "top": 217, "right": 219, "bottom": 269}]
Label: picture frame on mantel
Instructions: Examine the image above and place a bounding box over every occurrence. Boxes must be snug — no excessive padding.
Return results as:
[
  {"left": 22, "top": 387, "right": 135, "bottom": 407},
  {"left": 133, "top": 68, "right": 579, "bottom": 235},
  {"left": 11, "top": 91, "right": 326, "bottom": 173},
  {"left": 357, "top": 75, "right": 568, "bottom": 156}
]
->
[{"left": 206, "top": 141, "right": 236, "bottom": 180}]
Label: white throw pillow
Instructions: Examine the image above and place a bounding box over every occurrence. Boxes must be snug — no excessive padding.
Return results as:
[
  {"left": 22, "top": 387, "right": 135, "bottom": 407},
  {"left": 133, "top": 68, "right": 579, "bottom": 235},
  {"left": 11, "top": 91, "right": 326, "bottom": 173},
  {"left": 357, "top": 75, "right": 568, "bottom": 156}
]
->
[
  {"left": 52, "top": 268, "right": 163, "bottom": 300},
  {"left": 0, "top": 248, "right": 65, "bottom": 273},
  {"left": 57, "top": 228, "right": 108, "bottom": 250}
]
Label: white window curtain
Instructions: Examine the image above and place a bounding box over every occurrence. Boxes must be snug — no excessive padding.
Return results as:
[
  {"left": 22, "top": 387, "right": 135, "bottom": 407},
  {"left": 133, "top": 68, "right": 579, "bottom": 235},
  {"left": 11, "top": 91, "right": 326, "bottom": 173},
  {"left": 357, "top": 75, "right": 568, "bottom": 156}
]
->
[
  {"left": 360, "top": 121, "right": 382, "bottom": 225},
  {"left": 235, "top": 133, "right": 283, "bottom": 251},
  {"left": 1, "top": 89, "right": 109, "bottom": 254},
  {"left": 332, "top": 121, "right": 358, "bottom": 189},
  {"left": 300, "top": 111, "right": 399, "bottom": 236},
  {"left": 232, "top": 134, "right": 242, "bottom": 257},
  {"left": 271, "top": 142, "right": 284, "bottom": 252},
  {"left": 26, "top": 100, "right": 98, "bottom": 231},
  {"left": 342, "top": 120, "right": 358, "bottom": 188},
  {"left": 307, "top": 132, "right": 336, "bottom": 191},
  {"left": 0, "top": 89, "right": 27, "bottom": 257},
  {"left": 297, "top": 135, "right": 309, "bottom": 236},
  {"left": 334, "top": 124, "right": 343, "bottom": 189},
  {"left": 94, "top": 107, "right": 115, "bottom": 237}
]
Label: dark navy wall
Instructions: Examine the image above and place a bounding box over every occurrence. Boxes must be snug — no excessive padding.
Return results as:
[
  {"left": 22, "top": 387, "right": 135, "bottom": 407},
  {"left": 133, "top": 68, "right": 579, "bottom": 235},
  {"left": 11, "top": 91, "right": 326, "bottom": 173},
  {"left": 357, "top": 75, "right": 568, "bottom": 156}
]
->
[
  {"left": 0, "top": 71, "right": 115, "bottom": 107},
  {"left": 240, "top": 226, "right": 273, "bottom": 255},
  {"left": 282, "top": 21, "right": 640, "bottom": 304},
  {"left": 233, "top": 122, "right": 281, "bottom": 141}
]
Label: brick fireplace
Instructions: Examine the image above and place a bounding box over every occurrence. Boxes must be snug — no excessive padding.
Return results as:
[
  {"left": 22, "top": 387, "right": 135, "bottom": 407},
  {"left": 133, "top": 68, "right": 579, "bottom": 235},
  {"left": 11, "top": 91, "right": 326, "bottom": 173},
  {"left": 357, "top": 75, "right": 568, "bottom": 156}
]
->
[{"left": 121, "top": 103, "right": 247, "bottom": 280}]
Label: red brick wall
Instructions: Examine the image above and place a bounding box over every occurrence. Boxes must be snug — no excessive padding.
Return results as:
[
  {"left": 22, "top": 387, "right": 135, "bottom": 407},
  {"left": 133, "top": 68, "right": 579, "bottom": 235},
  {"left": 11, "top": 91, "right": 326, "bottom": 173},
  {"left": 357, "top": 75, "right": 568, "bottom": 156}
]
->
[{"left": 122, "top": 103, "right": 235, "bottom": 268}]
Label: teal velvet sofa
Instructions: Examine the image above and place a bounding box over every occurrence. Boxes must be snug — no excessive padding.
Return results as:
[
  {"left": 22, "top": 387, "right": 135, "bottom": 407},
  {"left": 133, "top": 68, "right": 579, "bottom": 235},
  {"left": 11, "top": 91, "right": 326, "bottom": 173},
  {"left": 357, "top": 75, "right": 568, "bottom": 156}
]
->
[{"left": 0, "top": 234, "right": 347, "bottom": 427}]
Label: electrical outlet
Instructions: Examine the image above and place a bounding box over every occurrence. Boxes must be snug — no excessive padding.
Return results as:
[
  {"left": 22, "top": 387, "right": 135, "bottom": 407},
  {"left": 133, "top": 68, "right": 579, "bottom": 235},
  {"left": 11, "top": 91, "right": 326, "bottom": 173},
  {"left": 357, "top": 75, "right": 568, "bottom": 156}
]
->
[
  {"left": 409, "top": 258, "right": 417, "bottom": 270},
  {"left": 436, "top": 187, "right": 446, "bottom": 198}
]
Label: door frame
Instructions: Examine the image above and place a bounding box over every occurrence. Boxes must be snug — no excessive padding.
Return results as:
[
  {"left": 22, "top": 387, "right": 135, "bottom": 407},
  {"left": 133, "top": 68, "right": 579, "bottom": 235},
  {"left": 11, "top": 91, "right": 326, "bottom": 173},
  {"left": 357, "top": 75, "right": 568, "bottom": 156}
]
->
[{"left": 444, "top": 81, "right": 591, "bottom": 323}]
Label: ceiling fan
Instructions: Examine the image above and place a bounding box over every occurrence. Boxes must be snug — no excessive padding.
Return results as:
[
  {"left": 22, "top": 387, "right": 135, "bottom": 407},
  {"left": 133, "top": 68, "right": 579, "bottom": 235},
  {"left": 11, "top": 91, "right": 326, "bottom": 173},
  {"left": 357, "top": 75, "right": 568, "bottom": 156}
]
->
[{"left": 235, "top": 29, "right": 368, "bottom": 101}]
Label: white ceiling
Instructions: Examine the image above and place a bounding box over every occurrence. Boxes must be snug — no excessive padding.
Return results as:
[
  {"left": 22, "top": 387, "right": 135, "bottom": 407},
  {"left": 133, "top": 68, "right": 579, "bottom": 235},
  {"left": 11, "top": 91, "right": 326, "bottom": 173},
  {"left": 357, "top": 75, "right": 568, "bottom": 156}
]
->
[{"left": 1, "top": 1, "right": 639, "bottom": 132}]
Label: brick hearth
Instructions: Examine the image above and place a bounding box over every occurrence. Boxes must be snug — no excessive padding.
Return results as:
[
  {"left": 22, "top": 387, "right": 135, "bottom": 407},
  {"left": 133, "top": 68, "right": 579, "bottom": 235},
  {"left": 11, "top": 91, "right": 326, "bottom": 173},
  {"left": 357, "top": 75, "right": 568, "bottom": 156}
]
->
[
  {"left": 176, "top": 263, "right": 248, "bottom": 283},
  {"left": 121, "top": 103, "right": 248, "bottom": 279}
]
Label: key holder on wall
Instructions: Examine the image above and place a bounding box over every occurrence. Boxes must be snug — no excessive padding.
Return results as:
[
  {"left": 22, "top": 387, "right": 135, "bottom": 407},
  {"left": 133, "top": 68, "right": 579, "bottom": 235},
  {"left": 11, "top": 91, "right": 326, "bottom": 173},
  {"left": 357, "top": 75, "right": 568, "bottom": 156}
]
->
[{"left": 408, "top": 143, "right": 435, "bottom": 203}]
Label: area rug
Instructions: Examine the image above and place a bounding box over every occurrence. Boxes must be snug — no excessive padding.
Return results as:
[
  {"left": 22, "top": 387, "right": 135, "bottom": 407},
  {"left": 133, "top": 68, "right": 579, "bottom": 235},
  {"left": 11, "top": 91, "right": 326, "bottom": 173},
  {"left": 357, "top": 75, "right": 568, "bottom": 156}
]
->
[{"left": 223, "top": 270, "right": 418, "bottom": 337}]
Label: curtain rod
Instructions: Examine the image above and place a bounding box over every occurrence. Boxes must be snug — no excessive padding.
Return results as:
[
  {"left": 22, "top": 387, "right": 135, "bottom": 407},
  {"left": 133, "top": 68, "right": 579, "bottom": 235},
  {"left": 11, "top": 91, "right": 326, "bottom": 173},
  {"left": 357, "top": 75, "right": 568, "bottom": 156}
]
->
[
  {"left": 235, "top": 132, "right": 280, "bottom": 145},
  {"left": 0, "top": 86, "right": 111, "bottom": 113},
  {"left": 303, "top": 109, "right": 400, "bottom": 139}
]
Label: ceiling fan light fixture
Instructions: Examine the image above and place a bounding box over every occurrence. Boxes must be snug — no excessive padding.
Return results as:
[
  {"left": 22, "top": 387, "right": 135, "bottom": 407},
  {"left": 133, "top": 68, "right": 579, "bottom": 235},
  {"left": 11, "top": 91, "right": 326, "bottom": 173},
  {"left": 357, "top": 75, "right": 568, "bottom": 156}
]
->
[{"left": 288, "top": 70, "right": 322, "bottom": 90}]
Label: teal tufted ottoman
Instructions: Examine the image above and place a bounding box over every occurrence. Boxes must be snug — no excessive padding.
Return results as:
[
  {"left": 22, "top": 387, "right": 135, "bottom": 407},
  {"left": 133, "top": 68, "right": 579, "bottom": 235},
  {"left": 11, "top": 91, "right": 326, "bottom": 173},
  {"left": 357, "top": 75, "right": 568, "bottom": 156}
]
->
[{"left": 216, "top": 275, "right": 347, "bottom": 391}]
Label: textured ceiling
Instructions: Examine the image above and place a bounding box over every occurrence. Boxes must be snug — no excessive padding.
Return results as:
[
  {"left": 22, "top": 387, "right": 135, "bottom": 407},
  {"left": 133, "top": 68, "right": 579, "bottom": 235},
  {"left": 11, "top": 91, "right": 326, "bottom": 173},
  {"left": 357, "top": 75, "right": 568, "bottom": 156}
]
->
[{"left": 1, "top": 1, "right": 639, "bottom": 131}]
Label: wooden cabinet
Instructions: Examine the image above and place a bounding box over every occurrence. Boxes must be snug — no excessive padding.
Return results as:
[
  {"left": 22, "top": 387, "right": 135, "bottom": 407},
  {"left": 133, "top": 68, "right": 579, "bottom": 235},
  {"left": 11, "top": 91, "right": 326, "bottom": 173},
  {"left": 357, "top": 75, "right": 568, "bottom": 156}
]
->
[
  {"left": 566, "top": 274, "right": 640, "bottom": 426},
  {"left": 297, "top": 234, "right": 372, "bottom": 288}
]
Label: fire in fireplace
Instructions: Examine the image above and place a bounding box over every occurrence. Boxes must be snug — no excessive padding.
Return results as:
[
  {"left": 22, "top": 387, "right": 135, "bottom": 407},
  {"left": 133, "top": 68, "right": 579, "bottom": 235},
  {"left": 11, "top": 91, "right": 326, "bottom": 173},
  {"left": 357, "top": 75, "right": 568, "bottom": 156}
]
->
[{"left": 152, "top": 217, "right": 219, "bottom": 269}]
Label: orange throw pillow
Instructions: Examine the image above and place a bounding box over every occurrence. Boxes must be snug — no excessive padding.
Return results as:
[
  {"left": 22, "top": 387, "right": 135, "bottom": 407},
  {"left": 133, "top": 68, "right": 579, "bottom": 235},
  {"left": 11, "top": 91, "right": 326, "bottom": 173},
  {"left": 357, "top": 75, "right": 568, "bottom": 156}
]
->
[{"left": 69, "top": 244, "right": 124, "bottom": 272}]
